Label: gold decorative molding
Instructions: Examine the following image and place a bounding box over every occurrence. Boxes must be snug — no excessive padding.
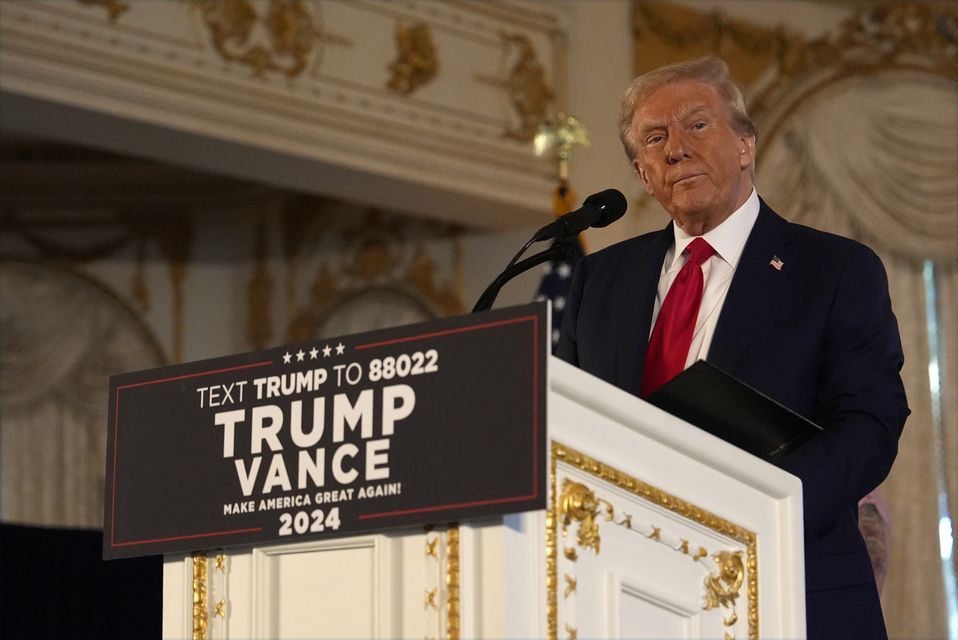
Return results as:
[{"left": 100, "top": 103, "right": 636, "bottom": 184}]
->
[
  {"left": 76, "top": 0, "right": 130, "bottom": 22},
  {"left": 705, "top": 550, "right": 745, "bottom": 610},
  {"left": 546, "top": 453, "right": 559, "bottom": 640},
  {"left": 475, "top": 32, "right": 555, "bottom": 142},
  {"left": 421, "top": 523, "right": 460, "bottom": 639},
  {"left": 188, "top": 0, "right": 352, "bottom": 78},
  {"left": 558, "top": 478, "right": 610, "bottom": 554},
  {"left": 192, "top": 553, "right": 209, "bottom": 640},
  {"left": 445, "top": 525, "right": 460, "bottom": 640},
  {"left": 751, "top": 1, "right": 958, "bottom": 135},
  {"left": 631, "top": 2, "right": 957, "bottom": 139},
  {"left": 549, "top": 441, "right": 759, "bottom": 640},
  {"left": 630, "top": 1, "right": 787, "bottom": 92},
  {"left": 388, "top": 21, "right": 439, "bottom": 95}
]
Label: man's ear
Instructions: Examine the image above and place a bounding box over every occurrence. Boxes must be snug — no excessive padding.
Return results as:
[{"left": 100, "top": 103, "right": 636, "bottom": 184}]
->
[
  {"left": 739, "top": 135, "right": 756, "bottom": 171},
  {"left": 634, "top": 159, "right": 654, "bottom": 196}
]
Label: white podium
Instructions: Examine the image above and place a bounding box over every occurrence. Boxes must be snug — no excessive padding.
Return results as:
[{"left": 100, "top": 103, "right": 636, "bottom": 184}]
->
[{"left": 163, "top": 356, "right": 806, "bottom": 639}]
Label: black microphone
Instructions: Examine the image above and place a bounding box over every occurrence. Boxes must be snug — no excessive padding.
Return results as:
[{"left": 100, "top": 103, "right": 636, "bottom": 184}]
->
[{"left": 532, "top": 188, "right": 627, "bottom": 242}]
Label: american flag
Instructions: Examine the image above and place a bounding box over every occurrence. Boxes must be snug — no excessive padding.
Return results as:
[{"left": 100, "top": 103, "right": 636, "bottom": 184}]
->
[
  {"left": 770, "top": 256, "right": 784, "bottom": 271},
  {"left": 534, "top": 180, "right": 584, "bottom": 351},
  {"left": 535, "top": 240, "right": 584, "bottom": 351}
]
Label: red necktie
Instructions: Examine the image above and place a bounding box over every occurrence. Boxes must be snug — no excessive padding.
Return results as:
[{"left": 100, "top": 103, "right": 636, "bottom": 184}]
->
[{"left": 641, "top": 237, "right": 715, "bottom": 397}]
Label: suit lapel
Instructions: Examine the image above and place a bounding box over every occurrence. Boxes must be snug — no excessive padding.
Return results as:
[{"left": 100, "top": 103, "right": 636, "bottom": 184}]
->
[
  {"left": 708, "top": 201, "right": 794, "bottom": 373},
  {"left": 615, "top": 223, "right": 673, "bottom": 395}
]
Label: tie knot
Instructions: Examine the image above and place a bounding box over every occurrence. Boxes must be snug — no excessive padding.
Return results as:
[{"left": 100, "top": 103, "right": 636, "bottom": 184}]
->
[{"left": 685, "top": 237, "right": 715, "bottom": 266}]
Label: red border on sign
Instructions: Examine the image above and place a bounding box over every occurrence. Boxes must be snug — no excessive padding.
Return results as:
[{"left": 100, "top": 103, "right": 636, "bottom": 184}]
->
[
  {"left": 110, "top": 361, "right": 272, "bottom": 549},
  {"left": 357, "top": 313, "right": 541, "bottom": 520},
  {"left": 109, "top": 311, "right": 544, "bottom": 550}
]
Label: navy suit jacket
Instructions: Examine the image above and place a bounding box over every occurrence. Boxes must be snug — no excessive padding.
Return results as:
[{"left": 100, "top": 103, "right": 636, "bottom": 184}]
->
[{"left": 556, "top": 200, "right": 909, "bottom": 639}]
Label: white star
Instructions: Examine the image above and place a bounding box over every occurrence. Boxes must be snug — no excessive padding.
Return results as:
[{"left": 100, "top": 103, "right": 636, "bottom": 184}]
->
[
  {"left": 554, "top": 296, "right": 566, "bottom": 311},
  {"left": 322, "top": 345, "right": 332, "bottom": 357},
  {"left": 296, "top": 349, "right": 305, "bottom": 362},
  {"left": 534, "top": 294, "right": 547, "bottom": 302},
  {"left": 557, "top": 263, "right": 572, "bottom": 279},
  {"left": 542, "top": 263, "right": 552, "bottom": 275},
  {"left": 552, "top": 328, "right": 560, "bottom": 344},
  {"left": 309, "top": 347, "right": 319, "bottom": 359},
  {"left": 335, "top": 342, "right": 345, "bottom": 356},
  {"left": 282, "top": 351, "right": 292, "bottom": 364}
]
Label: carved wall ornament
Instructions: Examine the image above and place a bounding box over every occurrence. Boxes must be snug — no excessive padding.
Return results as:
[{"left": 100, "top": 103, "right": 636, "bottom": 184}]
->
[
  {"left": 425, "top": 587, "right": 439, "bottom": 610},
  {"left": 475, "top": 32, "right": 555, "bottom": 142},
  {"left": 282, "top": 201, "right": 463, "bottom": 343},
  {"left": 188, "top": 0, "right": 351, "bottom": 78},
  {"left": 387, "top": 21, "right": 439, "bottom": 96},
  {"left": 750, "top": 1, "right": 958, "bottom": 123},
  {"left": 75, "top": 0, "right": 130, "bottom": 22},
  {"left": 0, "top": 208, "right": 189, "bottom": 362},
  {"left": 549, "top": 442, "right": 758, "bottom": 640},
  {"left": 704, "top": 550, "right": 745, "bottom": 610},
  {"left": 558, "top": 478, "right": 612, "bottom": 554}
]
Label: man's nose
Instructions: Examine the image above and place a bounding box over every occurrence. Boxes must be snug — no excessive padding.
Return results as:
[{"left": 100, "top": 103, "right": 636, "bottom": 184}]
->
[{"left": 665, "top": 130, "right": 689, "bottom": 164}]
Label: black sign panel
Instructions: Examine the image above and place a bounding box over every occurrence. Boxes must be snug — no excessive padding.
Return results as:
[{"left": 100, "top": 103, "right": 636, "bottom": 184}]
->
[{"left": 104, "top": 303, "right": 548, "bottom": 559}]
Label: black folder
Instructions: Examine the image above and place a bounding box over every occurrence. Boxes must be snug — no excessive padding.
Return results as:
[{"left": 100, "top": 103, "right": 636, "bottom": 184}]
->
[{"left": 646, "top": 360, "right": 823, "bottom": 462}]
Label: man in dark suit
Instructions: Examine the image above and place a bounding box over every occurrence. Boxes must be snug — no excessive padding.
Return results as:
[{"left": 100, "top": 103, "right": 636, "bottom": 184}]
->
[{"left": 556, "top": 56, "right": 909, "bottom": 639}]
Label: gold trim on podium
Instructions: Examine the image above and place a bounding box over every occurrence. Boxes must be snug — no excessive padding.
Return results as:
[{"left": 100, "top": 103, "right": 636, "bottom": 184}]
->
[
  {"left": 191, "top": 552, "right": 208, "bottom": 640},
  {"left": 548, "top": 441, "right": 759, "bottom": 640}
]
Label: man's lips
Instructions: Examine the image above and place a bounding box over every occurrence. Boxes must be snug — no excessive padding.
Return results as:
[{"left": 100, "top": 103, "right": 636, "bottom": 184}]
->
[{"left": 672, "top": 173, "right": 704, "bottom": 186}]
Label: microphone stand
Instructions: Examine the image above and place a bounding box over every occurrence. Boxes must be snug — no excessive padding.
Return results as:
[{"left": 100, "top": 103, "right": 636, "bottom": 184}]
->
[{"left": 472, "top": 234, "right": 578, "bottom": 313}]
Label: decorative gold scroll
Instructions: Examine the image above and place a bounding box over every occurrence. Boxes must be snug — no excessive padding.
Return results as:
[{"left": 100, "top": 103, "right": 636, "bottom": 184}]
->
[
  {"left": 388, "top": 22, "right": 439, "bottom": 95},
  {"left": 475, "top": 32, "right": 555, "bottom": 142},
  {"left": 188, "top": 0, "right": 352, "bottom": 78}
]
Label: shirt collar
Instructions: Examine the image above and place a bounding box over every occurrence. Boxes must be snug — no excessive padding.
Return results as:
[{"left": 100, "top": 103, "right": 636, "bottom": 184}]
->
[{"left": 667, "top": 188, "right": 760, "bottom": 271}]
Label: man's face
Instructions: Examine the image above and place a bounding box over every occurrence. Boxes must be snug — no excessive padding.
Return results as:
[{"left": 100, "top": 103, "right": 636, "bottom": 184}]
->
[{"left": 631, "top": 81, "right": 755, "bottom": 235}]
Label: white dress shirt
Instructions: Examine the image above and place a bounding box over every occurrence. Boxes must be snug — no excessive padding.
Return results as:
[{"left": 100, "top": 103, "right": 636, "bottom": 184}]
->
[{"left": 649, "top": 188, "right": 760, "bottom": 368}]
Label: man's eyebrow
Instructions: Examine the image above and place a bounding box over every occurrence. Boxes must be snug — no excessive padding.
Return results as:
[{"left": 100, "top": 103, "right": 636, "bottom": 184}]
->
[
  {"left": 638, "top": 104, "right": 712, "bottom": 136},
  {"left": 677, "top": 105, "right": 711, "bottom": 121}
]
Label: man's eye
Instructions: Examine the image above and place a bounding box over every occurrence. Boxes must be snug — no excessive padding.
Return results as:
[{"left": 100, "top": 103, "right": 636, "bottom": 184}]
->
[
  {"left": 647, "top": 135, "right": 664, "bottom": 145},
  {"left": 693, "top": 122, "right": 707, "bottom": 130}
]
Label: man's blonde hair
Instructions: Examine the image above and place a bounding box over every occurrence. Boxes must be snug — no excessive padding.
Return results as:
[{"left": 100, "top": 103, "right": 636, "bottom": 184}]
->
[{"left": 618, "top": 56, "right": 756, "bottom": 161}]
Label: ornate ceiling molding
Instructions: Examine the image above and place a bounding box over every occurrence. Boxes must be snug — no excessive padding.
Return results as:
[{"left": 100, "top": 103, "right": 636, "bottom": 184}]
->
[{"left": 750, "top": 1, "right": 958, "bottom": 121}]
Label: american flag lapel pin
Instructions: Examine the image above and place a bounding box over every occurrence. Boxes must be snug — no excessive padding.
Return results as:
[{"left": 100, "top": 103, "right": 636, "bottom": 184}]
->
[{"left": 769, "top": 255, "right": 784, "bottom": 271}]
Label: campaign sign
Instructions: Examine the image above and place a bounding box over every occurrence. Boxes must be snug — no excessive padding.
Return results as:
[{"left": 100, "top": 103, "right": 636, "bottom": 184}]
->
[{"left": 104, "top": 303, "right": 548, "bottom": 559}]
